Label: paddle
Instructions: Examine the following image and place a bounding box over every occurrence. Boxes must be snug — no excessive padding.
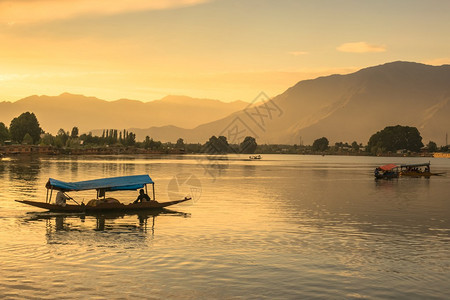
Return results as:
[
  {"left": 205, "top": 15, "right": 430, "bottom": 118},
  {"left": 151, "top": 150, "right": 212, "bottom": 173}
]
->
[{"left": 63, "top": 192, "right": 80, "bottom": 205}]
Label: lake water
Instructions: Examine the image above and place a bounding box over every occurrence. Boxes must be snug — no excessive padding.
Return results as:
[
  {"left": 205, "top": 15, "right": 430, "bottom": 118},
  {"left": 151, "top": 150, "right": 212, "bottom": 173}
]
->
[{"left": 0, "top": 154, "right": 449, "bottom": 299}]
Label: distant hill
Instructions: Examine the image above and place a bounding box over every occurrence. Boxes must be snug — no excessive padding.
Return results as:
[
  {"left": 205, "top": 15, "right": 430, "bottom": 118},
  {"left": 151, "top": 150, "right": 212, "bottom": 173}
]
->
[
  {"left": 0, "top": 93, "right": 248, "bottom": 134},
  {"left": 135, "top": 61, "right": 450, "bottom": 145},
  {"left": 2, "top": 62, "right": 449, "bottom": 146}
]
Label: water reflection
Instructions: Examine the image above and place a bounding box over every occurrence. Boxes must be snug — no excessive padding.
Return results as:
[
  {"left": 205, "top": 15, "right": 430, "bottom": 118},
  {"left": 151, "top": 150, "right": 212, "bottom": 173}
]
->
[
  {"left": 1, "top": 155, "right": 449, "bottom": 299},
  {"left": 1, "top": 157, "right": 43, "bottom": 200},
  {"left": 200, "top": 155, "right": 230, "bottom": 179},
  {"left": 8, "top": 156, "right": 41, "bottom": 182},
  {"left": 23, "top": 209, "right": 190, "bottom": 245},
  {"left": 242, "top": 164, "right": 256, "bottom": 178}
]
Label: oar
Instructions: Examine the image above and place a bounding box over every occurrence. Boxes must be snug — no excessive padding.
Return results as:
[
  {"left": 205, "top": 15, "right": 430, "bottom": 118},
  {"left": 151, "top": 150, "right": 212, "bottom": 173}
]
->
[{"left": 63, "top": 192, "right": 80, "bottom": 205}]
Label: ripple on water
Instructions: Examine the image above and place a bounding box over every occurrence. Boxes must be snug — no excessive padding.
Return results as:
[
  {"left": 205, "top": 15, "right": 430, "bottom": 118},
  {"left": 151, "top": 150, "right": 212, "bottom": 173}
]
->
[{"left": 0, "top": 155, "right": 449, "bottom": 299}]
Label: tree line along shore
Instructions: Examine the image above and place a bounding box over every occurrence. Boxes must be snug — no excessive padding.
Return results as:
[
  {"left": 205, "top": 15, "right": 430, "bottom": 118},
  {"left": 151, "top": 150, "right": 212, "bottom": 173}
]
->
[{"left": 1, "top": 112, "right": 449, "bottom": 157}]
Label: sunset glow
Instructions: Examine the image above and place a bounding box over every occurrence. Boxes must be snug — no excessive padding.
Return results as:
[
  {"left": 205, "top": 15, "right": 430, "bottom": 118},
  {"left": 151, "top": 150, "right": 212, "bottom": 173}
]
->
[{"left": 1, "top": 0, "right": 450, "bottom": 102}]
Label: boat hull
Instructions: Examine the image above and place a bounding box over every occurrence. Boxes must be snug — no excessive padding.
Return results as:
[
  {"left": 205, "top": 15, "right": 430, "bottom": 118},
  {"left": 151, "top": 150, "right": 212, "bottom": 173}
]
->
[
  {"left": 375, "top": 173, "right": 399, "bottom": 179},
  {"left": 400, "top": 172, "right": 443, "bottom": 177},
  {"left": 16, "top": 198, "right": 190, "bottom": 212}
]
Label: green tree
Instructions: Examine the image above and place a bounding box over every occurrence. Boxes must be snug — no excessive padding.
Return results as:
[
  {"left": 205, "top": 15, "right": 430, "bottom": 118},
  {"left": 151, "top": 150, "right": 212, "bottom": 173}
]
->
[
  {"left": 9, "top": 112, "right": 42, "bottom": 144},
  {"left": 0, "top": 122, "right": 9, "bottom": 143},
  {"left": 218, "top": 136, "right": 231, "bottom": 152},
  {"left": 123, "top": 131, "right": 136, "bottom": 146},
  {"left": 40, "top": 133, "right": 55, "bottom": 146},
  {"left": 351, "top": 141, "right": 360, "bottom": 151},
  {"left": 142, "top": 136, "right": 162, "bottom": 150},
  {"left": 113, "top": 129, "right": 118, "bottom": 141},
  {"left": 239, "top": 136, "right": 257, "bottom": 153},
  {"left": 427, "top": 141, "right": 438, "bottom": 152},
  {"left": 71, "top": 127, "right": 79, "bottom": 138},
  {"left": 55, "top": 128, "right": 69, "bottom": 148},
  {"left": 22, "top": 133, "right": 33, "bottom": 144},
  {"left": 176, "top": 138, "right": 185, "bottom": 149},
  {"left": 368, "top": 125, "right": 423, "bottom": 154},
  {"left": 204, "top": 135, "right": 231, "bottom": 153},
  {"left": 143, "top": 136, "right": 151, "bottom": 149},
  {"left": 312, "top": 137, "right": 329, "bottom": 152}
]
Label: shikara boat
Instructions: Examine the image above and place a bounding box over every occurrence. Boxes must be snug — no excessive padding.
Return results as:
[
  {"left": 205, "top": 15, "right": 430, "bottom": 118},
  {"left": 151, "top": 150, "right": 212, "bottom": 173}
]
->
[
  {"left": 399, "top": 162, "right": 444, "bottom": 177},
  {"left": 374, "top": 164, "right": 400, "bottom": 179},
  {"left": 16, "top": 174, "right": 190, "bottom": 212}
]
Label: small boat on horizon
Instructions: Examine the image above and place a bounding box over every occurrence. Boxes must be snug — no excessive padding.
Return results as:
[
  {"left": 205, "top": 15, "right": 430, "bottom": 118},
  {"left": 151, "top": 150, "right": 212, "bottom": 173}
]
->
[
  {"left": 16, "top": 174, "right": 190, "bottom": 213},
  {"left": 249, "top": 155, "right": 262, "bottom": 160}
]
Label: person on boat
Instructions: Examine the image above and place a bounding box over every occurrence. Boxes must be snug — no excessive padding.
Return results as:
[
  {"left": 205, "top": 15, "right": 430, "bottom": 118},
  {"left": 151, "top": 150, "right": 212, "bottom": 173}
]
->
[
  {"left": 133, "top": 189, "right": 151, "bottom": 204},
  {"left": 55, "top": 191, "right": 70, "bottom": 206}
]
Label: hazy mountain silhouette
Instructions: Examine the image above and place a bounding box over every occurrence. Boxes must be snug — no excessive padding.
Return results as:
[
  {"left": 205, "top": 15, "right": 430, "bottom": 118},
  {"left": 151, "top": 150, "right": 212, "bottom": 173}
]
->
[
  {"left": 135, "top": 61, "right": 450, "bottom": 145},
  {"left": 1, "top": 61, "right": 449, "bottom": 146},
  {"left": 0, "top": 93, "right": 247, "bottom": 134}
]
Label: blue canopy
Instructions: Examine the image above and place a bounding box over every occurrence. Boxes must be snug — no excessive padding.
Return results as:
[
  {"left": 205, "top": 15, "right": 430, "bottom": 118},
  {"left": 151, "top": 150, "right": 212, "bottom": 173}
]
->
[{"left": 46, "top": 175, "right": 153, "bottom": 192}]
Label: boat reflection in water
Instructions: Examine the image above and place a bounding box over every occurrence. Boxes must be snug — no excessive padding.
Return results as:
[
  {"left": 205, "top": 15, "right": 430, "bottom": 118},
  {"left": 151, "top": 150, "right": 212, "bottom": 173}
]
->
[{"left": 24, "top": 209, "right": 190, "bottom": 244}]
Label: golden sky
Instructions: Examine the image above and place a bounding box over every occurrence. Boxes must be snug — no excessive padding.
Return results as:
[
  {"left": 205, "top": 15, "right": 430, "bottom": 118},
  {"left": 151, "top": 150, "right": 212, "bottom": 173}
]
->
[{"left": 1, "top": 0, "right": 450, "bottom": 102}]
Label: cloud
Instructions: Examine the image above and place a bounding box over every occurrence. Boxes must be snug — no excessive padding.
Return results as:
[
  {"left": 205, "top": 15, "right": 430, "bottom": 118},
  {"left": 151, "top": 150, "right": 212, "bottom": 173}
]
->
[
  {"left": 288, "top": 51, "right": 308, "bottom": 56},
  {"left": 337, "top": 42, "right": 386, "bottom": 53},
  {"left": 0, "top": 0, "right": 210, "bottom": 24}
]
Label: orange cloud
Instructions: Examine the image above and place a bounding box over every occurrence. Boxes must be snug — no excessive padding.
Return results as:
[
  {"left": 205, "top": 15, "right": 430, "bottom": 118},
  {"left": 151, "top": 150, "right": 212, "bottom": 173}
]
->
[
  {"left": 337, "top": 42, "right": 386, "bottom": 53},
  {"left": 0, "top": 0, "right": 210, "bottom": 24},
  {"left": 288, "top": 51, "right": 309, "bottom": 56}
]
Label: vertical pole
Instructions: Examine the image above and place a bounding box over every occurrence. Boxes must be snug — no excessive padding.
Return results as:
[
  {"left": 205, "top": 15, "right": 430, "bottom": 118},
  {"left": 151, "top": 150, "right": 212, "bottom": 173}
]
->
[
  {"left": 49, "top": 188, "right": 53, "bottom": 204},
  {"left": 46, "top": 188, "right": 49, "bottom": 203},
  {"left": 152, "top": 183, "right": 155, "bottom": 201}
]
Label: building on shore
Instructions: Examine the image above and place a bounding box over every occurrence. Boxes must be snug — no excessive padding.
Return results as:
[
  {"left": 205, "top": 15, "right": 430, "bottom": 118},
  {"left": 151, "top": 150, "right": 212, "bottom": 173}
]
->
[{"left": 0, "top": 145, "right": 58, "bottom": 155}]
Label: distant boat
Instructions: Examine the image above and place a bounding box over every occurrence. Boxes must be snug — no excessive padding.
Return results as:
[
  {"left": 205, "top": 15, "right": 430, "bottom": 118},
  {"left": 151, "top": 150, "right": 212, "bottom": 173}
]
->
[
  {"left": 399, "top": 162, "right": 444, "bottom": 177},
  {"left": 249, "top": 155, "right": 262, "bottom": 160},
  {"left": 374, "top": 162, "right": 444, "bottom": 179},
  {"left": 16, "top": 174, "right": 190, "bottom": 213},
  {"left": 374, "top": 164, "right": 400, "bottom": 179}
]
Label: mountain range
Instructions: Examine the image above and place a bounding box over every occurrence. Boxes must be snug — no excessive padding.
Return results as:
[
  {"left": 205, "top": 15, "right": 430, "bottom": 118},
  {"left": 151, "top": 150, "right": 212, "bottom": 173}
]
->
[
  {"left": 1, "top": 61, "right": 449, "bottom": 145},
  {"left": 0, "top": 94, "right": 247, "bottom": 135},
  {"left": 123, "top": 61, "right": 450, "bottom": 145}
]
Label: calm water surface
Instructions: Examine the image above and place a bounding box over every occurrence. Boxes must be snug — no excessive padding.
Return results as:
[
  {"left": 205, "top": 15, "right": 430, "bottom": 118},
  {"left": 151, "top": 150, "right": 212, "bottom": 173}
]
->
[{"left": 0, "top": 154, "right": 449, "bottom": 299}]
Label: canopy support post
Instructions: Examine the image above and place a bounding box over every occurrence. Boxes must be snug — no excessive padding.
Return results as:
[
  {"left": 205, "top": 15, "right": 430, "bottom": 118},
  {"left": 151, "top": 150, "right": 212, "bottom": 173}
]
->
[
  {"left": 152, "top": 183, "right": 155, "bottom": 201},
  {"left": 49, "top": 188, "right": 53, "bottom": 204},
  {"left": 46, "top": 189, "right": 49, "bottom": 203}
]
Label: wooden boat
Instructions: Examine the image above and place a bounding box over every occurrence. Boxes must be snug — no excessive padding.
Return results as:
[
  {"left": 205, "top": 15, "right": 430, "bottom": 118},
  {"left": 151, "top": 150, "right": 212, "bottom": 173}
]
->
[
  {"left": 16, "top": 174, "right": 190, "bottom": 212},
  {"left": 399, "top": 162, "right": 444, "bottom": 177},
  {"left": 374, "top": 162, "right": 444, "bottom": 179},
  {"left": 374, "top": 164, "right": 399, "bottom": 179},
  {"left": 249, "top": 155, "right": 262, "bottom": 160}
]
